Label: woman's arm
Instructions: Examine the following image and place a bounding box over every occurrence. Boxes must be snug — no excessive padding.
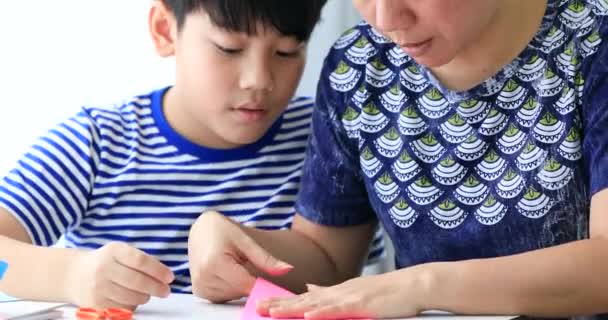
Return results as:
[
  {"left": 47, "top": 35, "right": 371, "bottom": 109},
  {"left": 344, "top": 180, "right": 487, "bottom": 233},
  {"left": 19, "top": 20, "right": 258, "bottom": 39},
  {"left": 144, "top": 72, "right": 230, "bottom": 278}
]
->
[
  {"left": 422, "top": 190, "right": 608, "bottom": 316},
  {"left": 258, "top": 191, "right": 608, "bottom": 319}
]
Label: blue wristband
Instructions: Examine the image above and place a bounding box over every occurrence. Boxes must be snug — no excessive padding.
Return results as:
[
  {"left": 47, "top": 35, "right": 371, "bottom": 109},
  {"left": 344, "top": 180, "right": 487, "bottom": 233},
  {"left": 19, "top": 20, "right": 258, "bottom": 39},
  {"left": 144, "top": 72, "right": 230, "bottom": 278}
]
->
[{"left": 0, "top": 260, "right": 7, "bottom": 280}]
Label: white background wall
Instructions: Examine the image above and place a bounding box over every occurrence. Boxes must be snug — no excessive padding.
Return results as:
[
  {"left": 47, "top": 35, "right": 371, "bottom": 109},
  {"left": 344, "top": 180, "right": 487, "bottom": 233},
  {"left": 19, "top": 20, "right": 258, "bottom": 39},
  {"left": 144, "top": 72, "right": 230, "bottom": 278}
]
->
[
  {"left": 0, "top": 0, "right": 361, "bottom": 173},
  {"left": 0, "top": 1, "right": 172, "bottom": 174},
  {"left": 298, "top": 0, "right": 362, "bottom": 96}
]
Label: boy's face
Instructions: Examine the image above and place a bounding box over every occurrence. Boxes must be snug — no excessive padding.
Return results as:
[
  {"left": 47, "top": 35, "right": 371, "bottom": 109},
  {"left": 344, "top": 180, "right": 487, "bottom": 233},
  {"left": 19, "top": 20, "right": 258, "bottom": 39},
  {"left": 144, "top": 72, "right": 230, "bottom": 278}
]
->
[
  {"left": 352, "top": 0, "right": 501, "bottom": 67},
  {"left": 151, "top": 3, "right": 306, "bottom": 149}
]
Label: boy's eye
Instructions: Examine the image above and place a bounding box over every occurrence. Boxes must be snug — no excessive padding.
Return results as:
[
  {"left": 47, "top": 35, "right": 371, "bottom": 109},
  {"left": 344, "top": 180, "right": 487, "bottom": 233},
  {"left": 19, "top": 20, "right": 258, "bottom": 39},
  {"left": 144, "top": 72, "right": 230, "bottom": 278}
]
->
[
  {"left": 214, "top": 44, "right": 242, "bottom": 55},
  {"left": 276, "top": 50, "right": 301, "bottom": 58}
]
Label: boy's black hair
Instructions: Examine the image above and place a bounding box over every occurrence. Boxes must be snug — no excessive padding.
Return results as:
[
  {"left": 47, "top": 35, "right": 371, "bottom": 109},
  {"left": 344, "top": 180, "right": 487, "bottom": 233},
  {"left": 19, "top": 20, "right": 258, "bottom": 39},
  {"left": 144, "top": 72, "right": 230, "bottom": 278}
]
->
[{"left": 162, "top": 0, "right": 327, "bottom": 42}]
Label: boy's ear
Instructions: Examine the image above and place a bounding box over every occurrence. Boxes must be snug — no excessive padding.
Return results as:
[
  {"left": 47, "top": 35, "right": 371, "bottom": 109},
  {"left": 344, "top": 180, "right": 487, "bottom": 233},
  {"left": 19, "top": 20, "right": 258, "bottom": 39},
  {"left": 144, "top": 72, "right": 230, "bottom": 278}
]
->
[{"left": 149, "top": 1, "right": 177, "bottom": 57}]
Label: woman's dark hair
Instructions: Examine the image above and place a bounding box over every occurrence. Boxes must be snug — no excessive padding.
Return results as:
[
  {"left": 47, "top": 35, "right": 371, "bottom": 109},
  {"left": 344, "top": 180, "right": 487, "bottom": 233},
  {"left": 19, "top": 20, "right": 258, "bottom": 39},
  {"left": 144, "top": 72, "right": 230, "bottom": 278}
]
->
[{"left": 162, "top": 0, "right": 327, "bottom": 41}]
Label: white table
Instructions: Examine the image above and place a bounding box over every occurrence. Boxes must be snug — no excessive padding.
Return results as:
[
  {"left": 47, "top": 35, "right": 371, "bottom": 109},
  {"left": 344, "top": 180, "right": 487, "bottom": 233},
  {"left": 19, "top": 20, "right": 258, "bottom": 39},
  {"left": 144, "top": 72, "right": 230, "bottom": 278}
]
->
[
  {"left": 57, "top": 294, "right": 243, "bottom": 319},
  {"left": 54, "top": 294, "right": 517, "bottom": 320}
]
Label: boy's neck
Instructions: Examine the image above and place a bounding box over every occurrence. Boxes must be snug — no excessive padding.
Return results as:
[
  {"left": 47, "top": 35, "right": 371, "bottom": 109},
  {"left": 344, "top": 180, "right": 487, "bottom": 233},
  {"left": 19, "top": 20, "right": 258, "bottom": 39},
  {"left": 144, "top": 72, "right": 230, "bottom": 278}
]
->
[
  {"left": 162, "top": 86, "right": 240, "bottom": 149},
  {"left": 430, "top": 0, "right": 549, "bottom": 92}
]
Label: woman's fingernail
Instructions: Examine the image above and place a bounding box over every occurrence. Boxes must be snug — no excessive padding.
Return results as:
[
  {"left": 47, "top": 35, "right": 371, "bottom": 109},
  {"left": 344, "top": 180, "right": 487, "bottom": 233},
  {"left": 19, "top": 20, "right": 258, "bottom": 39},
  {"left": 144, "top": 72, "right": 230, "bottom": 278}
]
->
[
  {"left": 306, "top": 283, "right": 323, "bottom": 292},
  {"left": 277, "top": 261, "right": 294, "bottom": 269}
]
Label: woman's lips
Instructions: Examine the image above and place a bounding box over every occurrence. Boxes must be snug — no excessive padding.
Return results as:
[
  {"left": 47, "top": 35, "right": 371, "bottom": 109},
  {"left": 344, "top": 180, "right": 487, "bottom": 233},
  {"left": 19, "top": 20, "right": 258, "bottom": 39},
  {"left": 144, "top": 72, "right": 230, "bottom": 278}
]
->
[{"left": 399, "top": 39, "right": 432, "bottom": 57}]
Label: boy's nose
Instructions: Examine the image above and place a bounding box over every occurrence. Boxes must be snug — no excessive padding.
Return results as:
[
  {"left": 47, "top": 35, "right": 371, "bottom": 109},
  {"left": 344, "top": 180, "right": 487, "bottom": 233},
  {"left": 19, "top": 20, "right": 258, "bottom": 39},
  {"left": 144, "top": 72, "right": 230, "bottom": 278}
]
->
[
  {"left": 375, "top": 0, "right": 416, "bottom": 34},
  {"left": 240, "top": 58, "right": 275, "bottom": 92}
]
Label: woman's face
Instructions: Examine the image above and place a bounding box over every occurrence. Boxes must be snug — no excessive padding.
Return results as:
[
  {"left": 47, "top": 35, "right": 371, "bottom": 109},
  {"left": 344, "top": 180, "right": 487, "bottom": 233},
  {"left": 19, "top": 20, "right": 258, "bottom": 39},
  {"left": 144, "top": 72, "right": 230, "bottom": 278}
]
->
[{"left": 352, "top": 0, "right": 502, "bottom": 67}]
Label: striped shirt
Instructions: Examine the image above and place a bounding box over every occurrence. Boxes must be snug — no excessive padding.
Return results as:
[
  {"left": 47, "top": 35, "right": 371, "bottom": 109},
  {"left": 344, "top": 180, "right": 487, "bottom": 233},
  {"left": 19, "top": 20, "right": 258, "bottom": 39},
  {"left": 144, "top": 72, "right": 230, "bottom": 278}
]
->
[{"left": 0, "top": 87, "right": 384, "bottom": 292}]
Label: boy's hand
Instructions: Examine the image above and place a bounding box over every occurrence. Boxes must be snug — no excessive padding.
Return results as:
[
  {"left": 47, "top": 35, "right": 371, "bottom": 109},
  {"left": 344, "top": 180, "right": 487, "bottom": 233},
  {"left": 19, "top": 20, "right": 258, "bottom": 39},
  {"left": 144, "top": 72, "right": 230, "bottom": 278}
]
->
[
  {"left": 66, "top": 242, "right": 174, "bottom": 309},
  {"left": 188, "top": 211, "right": 293, "bottom": 303}
]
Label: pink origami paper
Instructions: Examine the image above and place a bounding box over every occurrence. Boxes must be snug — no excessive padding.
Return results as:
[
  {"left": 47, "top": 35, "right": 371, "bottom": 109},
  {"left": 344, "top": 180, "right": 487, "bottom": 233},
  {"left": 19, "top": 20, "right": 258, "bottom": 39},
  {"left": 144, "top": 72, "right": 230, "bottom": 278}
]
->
[
  {"left": 241, "top": 278, "right": 372, "bottom": 320},
  {"left": 241, "top": 278, "right": 295, "bottom": 320}
]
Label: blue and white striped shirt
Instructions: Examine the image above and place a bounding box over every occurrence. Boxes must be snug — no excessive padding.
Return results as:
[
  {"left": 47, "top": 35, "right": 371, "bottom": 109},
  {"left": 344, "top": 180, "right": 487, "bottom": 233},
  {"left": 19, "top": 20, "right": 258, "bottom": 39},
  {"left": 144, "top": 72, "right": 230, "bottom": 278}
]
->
[{"left": 0, "top": 87, "right": 384, "bottom": 292}]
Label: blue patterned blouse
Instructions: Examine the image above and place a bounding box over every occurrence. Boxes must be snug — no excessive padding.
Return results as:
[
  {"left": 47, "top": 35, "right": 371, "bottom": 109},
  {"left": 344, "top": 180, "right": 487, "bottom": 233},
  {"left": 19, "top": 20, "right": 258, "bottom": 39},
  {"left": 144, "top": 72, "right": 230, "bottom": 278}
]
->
[{"left": 296, "top": 0, "right": 608, "bottom": 268}]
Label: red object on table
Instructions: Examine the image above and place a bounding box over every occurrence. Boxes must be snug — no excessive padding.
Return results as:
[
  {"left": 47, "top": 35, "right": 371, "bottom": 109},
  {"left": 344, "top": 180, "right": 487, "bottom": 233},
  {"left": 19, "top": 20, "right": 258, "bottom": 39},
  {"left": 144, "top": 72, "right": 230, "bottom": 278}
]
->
[
  {"left": 76, "top": 308, "right": 105, "bottom": 320},
  {"left": 76, "top": 307, "right": 133, "bottom": 320},
  {"left": 105, "top": 307, "right": 133, "bottom": 320}
]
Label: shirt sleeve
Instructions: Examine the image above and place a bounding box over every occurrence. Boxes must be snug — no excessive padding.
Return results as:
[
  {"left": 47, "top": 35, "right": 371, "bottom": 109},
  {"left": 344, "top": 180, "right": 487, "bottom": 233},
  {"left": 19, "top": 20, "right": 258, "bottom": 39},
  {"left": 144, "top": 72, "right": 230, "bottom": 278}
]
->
[
  {"left": 582, "top": 21, "right": 608, "bottom": 197},
  {"left": 0, "top": 108, "right": 100, "bottom": 246},
  {"left": 295, "top": 51, "right": 376, "bottom": 226}
]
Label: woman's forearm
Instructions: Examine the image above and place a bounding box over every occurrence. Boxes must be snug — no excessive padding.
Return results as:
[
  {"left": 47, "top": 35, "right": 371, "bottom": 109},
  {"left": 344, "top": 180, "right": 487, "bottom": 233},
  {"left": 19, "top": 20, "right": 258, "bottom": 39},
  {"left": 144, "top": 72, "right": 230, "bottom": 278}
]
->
[{"left": 419, "top": 238, "right": 608, "bottom": 317}]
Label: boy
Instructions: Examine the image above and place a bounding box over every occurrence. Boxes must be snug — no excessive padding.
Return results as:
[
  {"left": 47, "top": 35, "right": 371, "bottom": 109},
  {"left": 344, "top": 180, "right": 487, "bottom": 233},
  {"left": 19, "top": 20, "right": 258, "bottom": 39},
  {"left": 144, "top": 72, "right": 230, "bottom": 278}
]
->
[
  {"left": 0, "top": 0, "right": 388, "bottom": 310},
  {"left": 191, "top": 0, "right": 608, "bottom": 318}
]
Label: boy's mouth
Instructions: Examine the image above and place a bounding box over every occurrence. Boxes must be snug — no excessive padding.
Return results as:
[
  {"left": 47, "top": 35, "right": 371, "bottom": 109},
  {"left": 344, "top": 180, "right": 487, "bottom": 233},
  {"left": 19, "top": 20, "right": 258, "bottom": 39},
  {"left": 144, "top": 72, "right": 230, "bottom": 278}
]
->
[{"left": 232, "top": 103, "right": 268, "bottom": 122}]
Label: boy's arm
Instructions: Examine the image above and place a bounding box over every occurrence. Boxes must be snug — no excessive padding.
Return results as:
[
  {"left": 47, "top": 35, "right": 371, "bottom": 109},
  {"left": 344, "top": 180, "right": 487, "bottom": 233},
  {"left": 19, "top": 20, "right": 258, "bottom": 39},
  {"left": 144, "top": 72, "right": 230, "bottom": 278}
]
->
[
  {"left": 0, "top": 208, "right": 78, "bottom": 302},
  {"left": 0, "top": 106, "right": 174, "bottom": 307},
  {"left": 0, "top": 207, "right": 173, "bottom": 307},
  {"left": 0, "top": 109, "right": 98, "bottom": 301},
  {"left": 0, "top": 207, "right": 29, "bottom": 243}
]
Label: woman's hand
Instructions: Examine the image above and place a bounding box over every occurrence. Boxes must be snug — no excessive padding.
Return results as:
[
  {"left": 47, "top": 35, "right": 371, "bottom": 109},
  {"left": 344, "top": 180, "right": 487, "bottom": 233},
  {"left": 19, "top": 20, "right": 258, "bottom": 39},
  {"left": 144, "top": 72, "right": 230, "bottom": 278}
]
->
[{"left": 257, "top": 268, "right": 426, "bottom": 319}]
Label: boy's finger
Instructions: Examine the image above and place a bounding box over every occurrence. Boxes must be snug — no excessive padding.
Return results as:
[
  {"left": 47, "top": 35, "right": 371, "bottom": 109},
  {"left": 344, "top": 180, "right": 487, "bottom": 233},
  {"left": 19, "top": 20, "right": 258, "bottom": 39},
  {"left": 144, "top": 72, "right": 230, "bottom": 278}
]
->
[
  {"left": 110, "top": 259, "right": 171, "bottom": 298},
  {"left": 114, "top": 245, "right": 174, "bottom": 284},
  {"left": 106, "top": 280, "right": 151, "bottom": 307},
  {"left": 234, "top": 233, "right": 293, "bottom": 276},
  {"left": 84, "top": 297, "right": 135, "bottom": 310}
]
